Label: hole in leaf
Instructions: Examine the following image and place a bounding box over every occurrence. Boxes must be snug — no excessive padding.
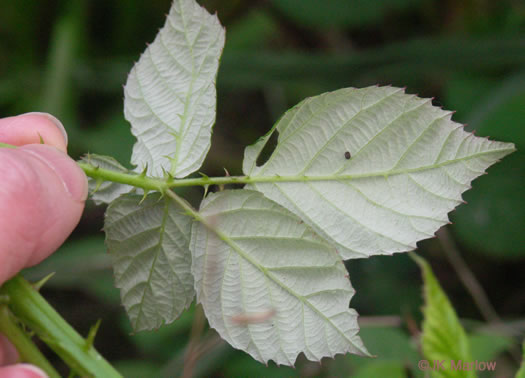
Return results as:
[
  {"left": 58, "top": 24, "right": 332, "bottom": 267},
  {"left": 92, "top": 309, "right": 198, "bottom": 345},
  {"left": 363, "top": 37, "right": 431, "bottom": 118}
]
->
[{"left": 255, "top": 131, "right": 279, "bottom": 167}]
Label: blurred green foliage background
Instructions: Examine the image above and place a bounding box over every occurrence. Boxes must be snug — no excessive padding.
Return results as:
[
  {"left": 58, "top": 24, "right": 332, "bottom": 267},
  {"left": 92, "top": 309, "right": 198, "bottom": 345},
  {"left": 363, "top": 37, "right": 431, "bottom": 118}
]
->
[{"left": 1, "top": 0, "right": 524, "bottom": 376}]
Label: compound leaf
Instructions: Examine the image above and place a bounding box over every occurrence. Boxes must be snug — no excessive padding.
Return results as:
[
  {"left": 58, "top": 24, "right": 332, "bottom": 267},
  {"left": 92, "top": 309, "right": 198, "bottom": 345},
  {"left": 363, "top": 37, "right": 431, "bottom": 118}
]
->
[
  {"left": 190, "top": 189, "right": 369, "bottom": 366},
  {"left": 244, "top": 86, "right": 515, "bottom": 259},
  {"left": 81, "top": 153, "right": 134, "bottom": 205},
  {"left": 105, "top": 193, "right": 193, "bottom": 331},
  {"left": 124, "top": 0, "right": 225, "bottom": 178}
]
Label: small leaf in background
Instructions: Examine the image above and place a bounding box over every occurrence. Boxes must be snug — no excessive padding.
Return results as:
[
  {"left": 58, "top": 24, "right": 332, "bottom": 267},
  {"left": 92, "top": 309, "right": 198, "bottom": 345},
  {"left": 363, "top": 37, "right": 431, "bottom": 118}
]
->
[
  {"left": 191, "top": 189, "right": 368, "bottom": 365},
  {"left": 271, "top": 0, "right": 419, "bottom": 29},
  {"left": 346, "top": 253, "right": 423, "bottom": 316},
  {"left": 445, "top": 74, "right": 525, "bottom": 258},
  {"left": 358, "top": 326, "right": 420, "bottom": 365},
  {"left": 105, "top": 193, "right": 194, "bottom": 331},
  {"left": 413, "top": 254, "right": 475, "bottom": 378},
  {"left": 22, "top": 236, "right": 120, "bottom": 303},
  {"left": 516, "top": 339, "right": 525, "bottom": 378},
  {"left": 124, "top": 0, "right": 225, "bottom": 178},
  {"left": 223, "top": 353, "right": 299, "bottom": 378},
  {"left": 330, "top": 326, "right": 420, "bottom": 377},
  {"left": 126, "top": 305, "right": 195, "bottom": 361},
  {"left": 224, "top": 9, "right": 279, "bottom": 52},
  {"left": 80, "top": 154, "right": 134, "bottom": 205},
  {"left": 468, "top": 331, "right": 512, "bottom": 362},
  {"left": 244, "top": 86, "right": 515, "bottom": 259},
  {"left": 84, "top": 114, "right": 135, "bottom": 166},
  {"left": 353, "top": 361, "right": 407, "bottom": 378},
  {"left": 451, "top": 152, "right": 525, "bottom": 258}
]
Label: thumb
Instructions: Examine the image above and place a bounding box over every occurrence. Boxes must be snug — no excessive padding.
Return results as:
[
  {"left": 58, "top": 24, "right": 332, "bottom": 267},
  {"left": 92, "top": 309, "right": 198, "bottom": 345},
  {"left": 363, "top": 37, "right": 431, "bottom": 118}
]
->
[{"left": 0, "top": 125, "right": 87, "bottom": 284}]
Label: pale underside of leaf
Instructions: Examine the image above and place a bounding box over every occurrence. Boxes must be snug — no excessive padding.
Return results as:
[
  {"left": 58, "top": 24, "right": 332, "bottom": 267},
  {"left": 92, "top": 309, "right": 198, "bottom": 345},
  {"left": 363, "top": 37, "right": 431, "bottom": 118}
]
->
[
  {"left": 191, "top": 189, "right": 369, "bottom": 366},
  {"left": 124, "top": 0, "right": 225, "bottom": 178},
  {"left": 243, "top": 86, "right": 515, "bottom": 259},
  {"left": 81, "top": 153, "right": 134, "bottom": 205},
  {"left": 105, "top": 193, "right": 194, "bottom": 331}
]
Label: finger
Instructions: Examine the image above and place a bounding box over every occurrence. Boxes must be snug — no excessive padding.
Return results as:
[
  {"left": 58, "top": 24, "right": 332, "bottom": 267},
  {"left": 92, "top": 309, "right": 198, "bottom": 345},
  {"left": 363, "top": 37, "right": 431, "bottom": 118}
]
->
[
  {"left": 0, "top": 334, "right": 19, "bottom": 365},
  {"left": 0, "top": 113, "right": 67, "bottom": 152},
  {"left": 0, "top": 144, "right": 87, "bottom": 283},
  {"left": 0, "top": 364, "right": 48, "bottom": 378}
]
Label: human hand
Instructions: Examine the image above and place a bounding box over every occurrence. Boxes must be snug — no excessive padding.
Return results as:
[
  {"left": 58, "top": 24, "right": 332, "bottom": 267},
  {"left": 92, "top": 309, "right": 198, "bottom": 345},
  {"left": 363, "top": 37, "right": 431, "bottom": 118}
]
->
[{"left": 0, "top": 113, "right": 88, "bottom": 377}]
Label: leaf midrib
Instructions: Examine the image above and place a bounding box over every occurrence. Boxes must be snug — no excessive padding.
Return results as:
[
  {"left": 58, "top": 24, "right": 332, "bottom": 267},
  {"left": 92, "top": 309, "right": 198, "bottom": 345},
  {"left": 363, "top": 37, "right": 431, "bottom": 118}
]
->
[
  {"left": 170, "top": 1, "right": 196, "bottom": 174},
  {"left": 133, "top": 198, "right": 170, "bottom": 329},
  {"left": 251, "top": 147, "right": 513, "bottom": 183},
  {"left": 209, "top": 223, "right": 365, "bottom": 353}
]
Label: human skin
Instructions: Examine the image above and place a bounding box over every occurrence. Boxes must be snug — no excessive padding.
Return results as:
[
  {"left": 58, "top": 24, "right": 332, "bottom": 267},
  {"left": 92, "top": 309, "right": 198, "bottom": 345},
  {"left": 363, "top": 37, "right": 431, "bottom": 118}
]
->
[{"left": 0, "top": 113, "right": 88, "bottom": 378}]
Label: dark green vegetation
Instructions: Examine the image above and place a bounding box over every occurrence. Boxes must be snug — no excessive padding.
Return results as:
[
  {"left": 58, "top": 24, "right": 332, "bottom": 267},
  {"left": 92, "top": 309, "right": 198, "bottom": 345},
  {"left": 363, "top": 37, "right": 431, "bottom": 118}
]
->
[{"left": 1, "top": 0, "right": 524, "bottom": 376}]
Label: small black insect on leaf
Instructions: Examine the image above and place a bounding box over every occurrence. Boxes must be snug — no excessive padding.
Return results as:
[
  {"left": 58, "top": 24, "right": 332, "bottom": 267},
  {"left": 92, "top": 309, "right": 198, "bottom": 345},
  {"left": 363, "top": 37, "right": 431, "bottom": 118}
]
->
[{"left": 344, "top": 151, "right": 351, "bottom": 160}]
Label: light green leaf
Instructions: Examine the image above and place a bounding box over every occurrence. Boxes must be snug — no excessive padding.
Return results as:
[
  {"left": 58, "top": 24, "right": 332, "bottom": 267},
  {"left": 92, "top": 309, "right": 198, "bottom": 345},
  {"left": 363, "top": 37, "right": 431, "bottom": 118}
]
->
[
  {"left": 105, "top": 193, "right": 193, "bottom": 331},
  {"left": 124, "top": 0, "right": 225, "bottom": 178},
  {"left": 81, "top": 153, "right": 134, "bottom": 205},
  {"left": 517, "top": 339, "right": 525, "bottom": 378},
  {"left": 413, "top": 254, "right": 475, "bottom": 378},
  {"left": 190, "top": 189, "right": 369, "bottom": 366},
  {"left": 243, "top": 86, "right": 515, "bottom": 259}
]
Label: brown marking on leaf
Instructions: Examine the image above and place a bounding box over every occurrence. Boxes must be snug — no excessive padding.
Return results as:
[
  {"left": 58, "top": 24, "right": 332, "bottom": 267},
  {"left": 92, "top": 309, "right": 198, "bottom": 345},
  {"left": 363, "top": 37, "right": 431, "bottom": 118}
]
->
[{"left": 231, "top": 309, "right": 276, "bottom": 325}]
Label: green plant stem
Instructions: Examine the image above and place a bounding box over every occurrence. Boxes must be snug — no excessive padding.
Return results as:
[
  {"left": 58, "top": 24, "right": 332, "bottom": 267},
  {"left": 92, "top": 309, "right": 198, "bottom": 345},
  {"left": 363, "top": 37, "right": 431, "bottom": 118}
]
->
[
  {"left": 165, "top": 189, "right": 205, "bottom": 222},
  {"left": 0, "top": 305, "right": 60, "bottom": 378},
  {"left": 77, "top": 146, "right": 513, "bottom": 191},
  {"left": 1, "top": 142, "right": 514, "bottom": 191},
  {"left": 0, "top": 275, "right": 122, "bottom": 378}
]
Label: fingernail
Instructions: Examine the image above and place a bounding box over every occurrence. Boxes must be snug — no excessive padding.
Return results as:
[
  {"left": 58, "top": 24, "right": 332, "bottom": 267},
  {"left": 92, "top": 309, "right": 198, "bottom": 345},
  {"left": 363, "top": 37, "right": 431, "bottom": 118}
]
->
[
  {"left": 21, "top": 145, "right": 88, "bottom": 202},
  {"left": 23, "top": 112, "right": 68, "bottom": 146}
]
